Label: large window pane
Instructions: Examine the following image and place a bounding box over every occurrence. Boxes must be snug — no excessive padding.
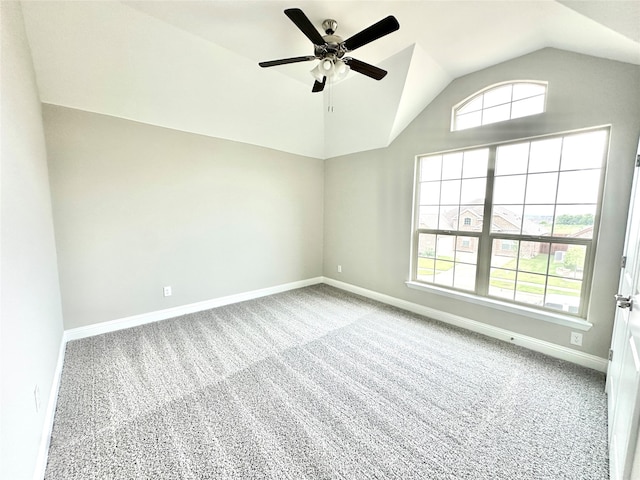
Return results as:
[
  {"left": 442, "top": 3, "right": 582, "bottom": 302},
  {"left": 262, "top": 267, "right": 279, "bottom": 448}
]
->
[
  {"left": 418, "top": 233, "right": 436, "bottom": 258},
  {"left": 493, "top": 175, "right": 526, "bottom": 204},
  {"left": 483, "top": 104, "right": 511, "bottom": 125},
  {"left": 417, "top": 257, "right": 435, "bottom": 283},
  {"left": 552, "top": 205, "right": 596, "bottom": 238},
  {"left": 456, "top": 111, "right": 482, "bottom": 130},
  {"left": 440, "top": 180, "right": 461, "bottom": 204},
  {"left": 483, "top": 84, "right": 512, "bottom": 108},
  {"left": 495, "top": 143, "right": 529, "bottom": 175},
  {"left": 523, "top": 205, "right": 554, "bottom": 236},
  {"left": 561, "top": 130, "right": 607, "bottom": 170},
  {"left": 420, "top": 182, "right": 441, "bottom": 205},
  {"left": 434, "top": 260, "right": 455, "bottom": 287},
  {"left": 491, "top": 205, "right": 523, "bottom": 234},
  {"left": 418, "top": 206, "right": 439, "bottom": 229},
  {"left": 489, "top": 268, "right": 516, "bottom": 300},
  {"left": 544, "top": 290, "right": 580, "bottom": 314},
  {"left": 491, "top": 239, "right": 518, "bottom": 268},
  {"left": 525, "top": 172, "right": 558, "bottom": 204},
  {"left": 442, "top": 152, "right": 463, "bottom": 179},
  {"left": 457, "top": 206, "right": 483, "bottom": 231},
  {"left": 458, "top": 96, "right": 483, "bottom": 114},
  {"left": 557, "top": 170, "right": 600, "bottom": 203},
  {"left": 441, "top": 206, "right": 459, "bottom": 230},
  {"left": 513, "top": 83, "right": 545, "bottom": 100},
  {"left": 460, "top": 178, "right": 486, "bottom": 204},
  {"left": 518, "top": 242, "right": 549, "bottom": 273},
  {"left": 551, "top": 244, "right": 586, "bottom": 280},
  {"left": 511, "top": 95, "right": 544, "bottom": 119},
  {"left": 453, "top": 236, "right": 479, "bottom": 291},
  {"left": 420, "top": 155, "right": 442, "bottom": 181},
  {"left": 462, "top": 149, "right": 489, "bottom": 178},
  {"left": 515, "top": 272, "right": 546, "bottom": 306},
  {"left": 528, "top": 138, "right": 561, "bottom": 173},
  {"left": 454, "top": 263, "right": 477, "bottom": 291},
  {"left": 546, "top": 278, "right": 582, "bottom": 312},
  {"left": 455, "top": 236, "right": 479, "bottom": 263}
]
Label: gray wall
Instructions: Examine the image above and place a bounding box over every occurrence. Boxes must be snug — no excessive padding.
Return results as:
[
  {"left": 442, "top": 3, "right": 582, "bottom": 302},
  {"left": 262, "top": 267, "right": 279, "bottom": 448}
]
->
[
  {"left": 0, "top": 2, "right": 65, "bottom": 479},
  {"left": 43, "top": 106, "right": 324, "bottom": 329},
  {"left": 324, "top": 48, "right": 640, "bottom": 359}
]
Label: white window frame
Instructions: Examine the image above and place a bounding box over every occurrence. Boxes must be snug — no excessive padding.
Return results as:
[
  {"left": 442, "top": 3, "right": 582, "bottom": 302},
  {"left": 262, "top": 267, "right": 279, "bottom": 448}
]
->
[
  {"left": 451, "top": 80, "right": 548, "bottom": 131},
  {"left": 408, "top": 126, "right": 609, "bottom": 325}
]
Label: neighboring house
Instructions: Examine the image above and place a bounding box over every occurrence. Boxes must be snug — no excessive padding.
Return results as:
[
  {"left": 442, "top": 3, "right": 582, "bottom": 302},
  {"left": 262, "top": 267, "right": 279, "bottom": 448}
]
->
[
  {"left": 438, "top": 205, "right": 549, "bottom": 257},
  {"left": 419, "top": 204, "right": 592, "bottom": 260}
]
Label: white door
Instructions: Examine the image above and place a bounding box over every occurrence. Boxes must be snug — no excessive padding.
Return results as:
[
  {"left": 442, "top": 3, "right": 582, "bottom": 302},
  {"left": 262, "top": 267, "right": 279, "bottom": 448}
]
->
[{"left": 607, "top": 139, "right": 640, "bottom": 480}]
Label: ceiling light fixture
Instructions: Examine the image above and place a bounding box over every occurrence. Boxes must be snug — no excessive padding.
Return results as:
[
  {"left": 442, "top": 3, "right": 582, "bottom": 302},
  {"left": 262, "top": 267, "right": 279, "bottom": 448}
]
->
[{"left": 310, "top": 57, "right": 350, "bottom": 84}]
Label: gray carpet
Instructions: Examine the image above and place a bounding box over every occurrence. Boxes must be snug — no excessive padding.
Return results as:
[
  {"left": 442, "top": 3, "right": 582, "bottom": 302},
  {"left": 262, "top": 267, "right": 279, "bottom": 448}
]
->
[{"left": 45, "top": 284, "right": 609, "bottom": 479}]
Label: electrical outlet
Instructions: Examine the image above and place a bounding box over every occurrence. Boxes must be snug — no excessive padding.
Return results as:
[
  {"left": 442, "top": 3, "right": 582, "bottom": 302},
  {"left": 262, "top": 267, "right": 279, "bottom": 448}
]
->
[
  {"left": 337, "top": 265, "right": 342, "bottom": 273},
  {"left": 570, "top": 332, "right": 583, "bottom": 346},
  {"left": 163, "top": 286, "right": 172, "bottom": 297},
  {"left": 34, "top": 385, "right": 41, "bottom": 413}
]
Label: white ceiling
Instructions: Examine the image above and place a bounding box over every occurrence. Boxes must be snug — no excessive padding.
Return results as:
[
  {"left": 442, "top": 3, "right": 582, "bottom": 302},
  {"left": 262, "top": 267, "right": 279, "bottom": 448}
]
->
[{"left": 20, "top": 1, "right": 640, "bottom": 159}]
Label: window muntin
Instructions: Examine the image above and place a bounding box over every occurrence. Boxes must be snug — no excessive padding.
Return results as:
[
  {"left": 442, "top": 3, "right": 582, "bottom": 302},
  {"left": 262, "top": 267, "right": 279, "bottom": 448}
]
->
[
  {"left": 413, "top": 128, "right": 608, "bottom": 317},
  {"left": 452, "top": 81, "right": 547, "bottom": 131},
  {"left": 417, "top": 148, "right": 489, "bottom": 292}
]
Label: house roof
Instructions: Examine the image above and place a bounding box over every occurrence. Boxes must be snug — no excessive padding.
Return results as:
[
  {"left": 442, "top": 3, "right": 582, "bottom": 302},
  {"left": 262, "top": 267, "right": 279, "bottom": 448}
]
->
[
  {"left": 19, "top": 1, "right": 640, "bottom": 159},
  {"left": 442, "top": 205, "right": 549, "bottom": 235}
]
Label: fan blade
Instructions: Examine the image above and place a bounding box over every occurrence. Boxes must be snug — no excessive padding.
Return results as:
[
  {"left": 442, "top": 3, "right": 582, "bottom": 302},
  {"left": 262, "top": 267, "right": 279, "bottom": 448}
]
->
[
  {"left": 343, "top": 16, "right": 399, "bottom": 52},
  {"left": 259, "top": 55, "right": 316, "bottom": 68},
  {"left": 343, "top": 58, "right": 387, "bottom": 80},
  {"left": 312, "top": 77, "right": 326, "bottom": 93},
  {"left": 284, "top": 8, "right": 326, "bottom": 46}
]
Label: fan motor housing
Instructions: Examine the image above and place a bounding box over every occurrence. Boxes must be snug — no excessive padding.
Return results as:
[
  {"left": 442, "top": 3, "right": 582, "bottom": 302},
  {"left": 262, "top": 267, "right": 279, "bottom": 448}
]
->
[{"left": 314, "top": 35, "right": 345, "bottom": 60}]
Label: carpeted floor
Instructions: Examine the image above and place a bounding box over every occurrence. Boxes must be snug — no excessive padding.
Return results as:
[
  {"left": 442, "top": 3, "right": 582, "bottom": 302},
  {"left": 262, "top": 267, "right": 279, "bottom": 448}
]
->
[{"left": 45, "top": 284, "right": 609, "bottom": 479}]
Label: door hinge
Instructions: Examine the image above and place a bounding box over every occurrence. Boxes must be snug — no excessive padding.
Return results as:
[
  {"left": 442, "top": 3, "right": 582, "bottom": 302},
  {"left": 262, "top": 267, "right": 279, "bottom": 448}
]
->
[
  {"left": 622, "top": 255, "right": 627, "bottom": 268},
  {"left": 636, "top": 154, "right": 640, "bottom": 167},
  {"left": 609, "top": 349, "right": 613, "bottom": 361}
]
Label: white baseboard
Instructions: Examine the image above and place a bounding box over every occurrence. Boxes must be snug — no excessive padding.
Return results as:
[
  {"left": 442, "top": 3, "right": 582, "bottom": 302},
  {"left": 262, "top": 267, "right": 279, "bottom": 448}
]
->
[
  {"left": 33, "top": 333, "right": 67, "bottom": 480},
  {"left": 63, "top": 274, "right": 609, "bottom": 370},
  {"left": 322, "top": 277, "right": 609, "bottom": 373},
  {"left": 64, "top": 277, "right": 324, "bottom": 342}
]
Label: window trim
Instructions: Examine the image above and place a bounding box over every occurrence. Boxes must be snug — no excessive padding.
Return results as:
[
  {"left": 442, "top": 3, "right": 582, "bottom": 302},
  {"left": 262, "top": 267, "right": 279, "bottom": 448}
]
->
[
  {"left": 405, "top": 280, "right": 593, "bottom": 331},
  {"left": 409, "top": 126, "right": 610, "bottom": 321},
  {"left": 451, "top": 80, "right": 548, "bottom": 131}
]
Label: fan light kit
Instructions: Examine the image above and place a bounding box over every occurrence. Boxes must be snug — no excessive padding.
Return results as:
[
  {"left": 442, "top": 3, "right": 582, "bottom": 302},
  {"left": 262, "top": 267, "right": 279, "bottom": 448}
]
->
[{"left": 259, "top": 8, "right": 400, "bottom": 93}]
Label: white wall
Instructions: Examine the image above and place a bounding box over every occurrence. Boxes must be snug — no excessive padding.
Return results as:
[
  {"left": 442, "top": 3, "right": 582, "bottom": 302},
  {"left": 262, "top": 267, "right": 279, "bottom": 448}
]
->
[
  {"left": 43, "top": 106, "right": 325, "bottom": 329},
  {"left": 0, "top": 2, "right": 65, "bottom": 479},
  {"left": 323, "top": 48, "right": 640, "bottom": 359}
]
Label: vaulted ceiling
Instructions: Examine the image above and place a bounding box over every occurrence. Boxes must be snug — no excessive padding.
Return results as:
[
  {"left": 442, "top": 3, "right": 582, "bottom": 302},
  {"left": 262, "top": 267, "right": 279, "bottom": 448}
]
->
[{"left": 20, "top": 1, "right": 640, "bottom": 159}]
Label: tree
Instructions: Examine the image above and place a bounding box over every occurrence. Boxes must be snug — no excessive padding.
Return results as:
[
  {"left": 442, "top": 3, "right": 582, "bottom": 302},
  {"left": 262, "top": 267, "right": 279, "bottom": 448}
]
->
[
  {"left": 563, "top": 246, "right": 585, "bottom": 274},
  {"left": 556, "top": 214, "right": 594, "bottom": 225}
]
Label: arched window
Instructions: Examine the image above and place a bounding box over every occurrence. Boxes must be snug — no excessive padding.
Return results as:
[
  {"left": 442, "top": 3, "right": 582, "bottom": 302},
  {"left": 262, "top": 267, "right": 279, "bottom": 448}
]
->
[{"left": 452, "top": 81, "right": 547, "bottom": 131}]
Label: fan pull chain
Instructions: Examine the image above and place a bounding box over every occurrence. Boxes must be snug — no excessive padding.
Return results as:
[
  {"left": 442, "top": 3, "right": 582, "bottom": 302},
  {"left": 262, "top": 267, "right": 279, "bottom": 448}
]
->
[{"left": 327, "top": 76, "right": 334, "bottom": 113}]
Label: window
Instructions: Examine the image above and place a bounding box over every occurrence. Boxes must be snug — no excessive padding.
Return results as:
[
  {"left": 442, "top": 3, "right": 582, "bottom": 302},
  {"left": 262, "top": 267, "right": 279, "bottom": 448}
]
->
[
  {"left": 452, "top": 81, "right": 547, "bottom": 131},
  {"left": 412, "top": 127, "right": 608, "bottom": 317}
]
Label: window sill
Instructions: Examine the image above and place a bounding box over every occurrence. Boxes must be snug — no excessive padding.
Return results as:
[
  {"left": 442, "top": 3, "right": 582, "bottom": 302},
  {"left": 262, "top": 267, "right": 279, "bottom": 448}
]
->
[{"left": 405, "top": 281, "right": 593, "bottom": 332}]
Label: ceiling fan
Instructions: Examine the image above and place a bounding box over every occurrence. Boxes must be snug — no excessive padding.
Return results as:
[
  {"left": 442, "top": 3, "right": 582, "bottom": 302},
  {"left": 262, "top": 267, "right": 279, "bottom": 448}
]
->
[{"left": 259, "top": 8, "right": 400, "bottom": 93}]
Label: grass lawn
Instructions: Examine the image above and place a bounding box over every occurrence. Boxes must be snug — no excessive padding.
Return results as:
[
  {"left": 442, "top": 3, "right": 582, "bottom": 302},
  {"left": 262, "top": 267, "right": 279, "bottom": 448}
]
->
[
  {"left": 417, "top": 256, "right": 454, "bottom": 276},
  {"left": 491, "top": 253, "right": 581, "bottom": 296},
  {"left": 419, "top": 253, "right": 582, "bottom": 298},
  {"left": 552, "top": 224, "right": 591, "bottom": 235},
  {"left": 499, "top": 254, "right": 550, "bottom": 274}
]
